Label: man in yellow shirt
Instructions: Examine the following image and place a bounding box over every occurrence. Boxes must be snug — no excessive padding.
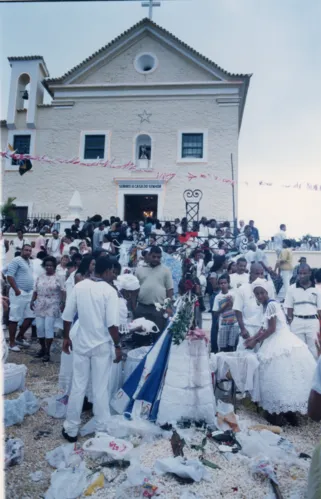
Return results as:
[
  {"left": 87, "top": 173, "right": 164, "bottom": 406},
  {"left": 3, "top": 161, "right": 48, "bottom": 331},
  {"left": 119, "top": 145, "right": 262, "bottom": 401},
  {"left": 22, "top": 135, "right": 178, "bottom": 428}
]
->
[{"left": 275, "top": 239, "right": 293, "bottom": 301}]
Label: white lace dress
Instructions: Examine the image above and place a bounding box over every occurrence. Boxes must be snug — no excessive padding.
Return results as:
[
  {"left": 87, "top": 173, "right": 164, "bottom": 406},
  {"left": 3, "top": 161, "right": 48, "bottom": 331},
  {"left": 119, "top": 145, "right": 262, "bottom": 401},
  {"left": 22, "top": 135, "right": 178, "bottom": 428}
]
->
[{"left": 257, "top": 301, "right": 316, "bottom": 414}]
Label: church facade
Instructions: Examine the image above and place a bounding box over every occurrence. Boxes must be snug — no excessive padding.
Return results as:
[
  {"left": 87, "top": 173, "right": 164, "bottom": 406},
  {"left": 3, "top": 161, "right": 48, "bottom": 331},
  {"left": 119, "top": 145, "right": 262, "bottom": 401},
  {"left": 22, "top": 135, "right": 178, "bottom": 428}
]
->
[{"left": 1, "top": 18, "right": 250, "bottom": 223}]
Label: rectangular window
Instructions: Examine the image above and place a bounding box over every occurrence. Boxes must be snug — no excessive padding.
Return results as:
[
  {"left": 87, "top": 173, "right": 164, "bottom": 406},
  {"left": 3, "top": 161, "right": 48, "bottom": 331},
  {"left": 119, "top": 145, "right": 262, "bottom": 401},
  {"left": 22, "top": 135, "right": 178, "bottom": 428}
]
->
[
  {"left": 12, "top": 135, "right": 31, "bottom": 165},
  {"left": 84, "top": 135, "right": 105, "bottom": 160},
  {"left": 181, "top": 133, "right": 204, "bottom": 159}
]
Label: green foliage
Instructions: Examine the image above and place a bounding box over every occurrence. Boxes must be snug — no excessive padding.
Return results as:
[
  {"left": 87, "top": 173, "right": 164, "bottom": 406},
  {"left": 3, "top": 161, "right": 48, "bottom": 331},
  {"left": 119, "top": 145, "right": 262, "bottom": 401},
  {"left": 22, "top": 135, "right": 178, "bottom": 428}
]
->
[
  {"left": 1, "top": 197, "right": 16, "bottom": 217},
  {"left": 169, "top": 294, "right": 197, "bottom": 345},
  {"left": 1, "top": 197, "right": 18, "bottom": 226}
]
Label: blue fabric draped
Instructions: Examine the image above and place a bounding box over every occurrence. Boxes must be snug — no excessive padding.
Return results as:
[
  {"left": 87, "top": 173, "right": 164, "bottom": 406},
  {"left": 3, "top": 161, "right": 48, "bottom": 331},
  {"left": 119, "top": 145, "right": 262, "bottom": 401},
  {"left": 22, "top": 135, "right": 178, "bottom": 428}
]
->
[
  {"left": 162, "top": 252, "right": 182, "bottom": 294},
  {"left": 111, "top": 323, "right": 173, "bottom": 421}
]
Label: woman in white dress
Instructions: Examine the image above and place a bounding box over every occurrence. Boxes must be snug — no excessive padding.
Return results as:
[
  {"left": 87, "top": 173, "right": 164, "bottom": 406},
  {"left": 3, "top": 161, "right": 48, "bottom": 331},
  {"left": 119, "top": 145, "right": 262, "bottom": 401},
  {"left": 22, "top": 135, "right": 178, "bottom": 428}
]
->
[{"left": 245, "top": 278, "right": 316, "bottom": 425}]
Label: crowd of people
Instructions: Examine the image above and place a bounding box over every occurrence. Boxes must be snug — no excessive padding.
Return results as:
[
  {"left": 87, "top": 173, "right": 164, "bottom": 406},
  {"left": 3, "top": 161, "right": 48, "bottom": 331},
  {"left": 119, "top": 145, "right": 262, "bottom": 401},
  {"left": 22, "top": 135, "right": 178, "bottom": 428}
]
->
[
  {"left": 1, "top": 213, "right": 321, "bottom": 486},
  {"left": 2, "top": 213, "right": 320, "bottom": 250}
]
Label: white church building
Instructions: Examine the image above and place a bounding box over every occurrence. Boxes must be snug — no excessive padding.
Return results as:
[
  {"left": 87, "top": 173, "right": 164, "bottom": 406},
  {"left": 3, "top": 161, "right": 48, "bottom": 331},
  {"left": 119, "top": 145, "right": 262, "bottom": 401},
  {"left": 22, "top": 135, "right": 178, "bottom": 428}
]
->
[{"left": 1, "top": 17, "right": 250, "bottom": 223}]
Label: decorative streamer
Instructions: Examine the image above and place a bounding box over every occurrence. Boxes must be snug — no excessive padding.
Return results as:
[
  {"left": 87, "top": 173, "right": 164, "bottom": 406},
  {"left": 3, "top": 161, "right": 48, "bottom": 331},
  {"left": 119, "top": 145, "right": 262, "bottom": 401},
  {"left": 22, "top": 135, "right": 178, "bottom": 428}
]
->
[{"left": 2, "top": 149, "right": 321, "bottom": 191}]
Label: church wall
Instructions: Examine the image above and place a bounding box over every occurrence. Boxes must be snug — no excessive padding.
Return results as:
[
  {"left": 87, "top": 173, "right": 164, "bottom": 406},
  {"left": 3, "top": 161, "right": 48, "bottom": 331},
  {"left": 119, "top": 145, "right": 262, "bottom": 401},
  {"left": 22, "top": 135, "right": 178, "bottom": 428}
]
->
[
  {"left": 2, "top": 95, "right": 239, "bottom": 221},
  {"left": 74, "top": 35, "right": 217, "bottom": 85}
]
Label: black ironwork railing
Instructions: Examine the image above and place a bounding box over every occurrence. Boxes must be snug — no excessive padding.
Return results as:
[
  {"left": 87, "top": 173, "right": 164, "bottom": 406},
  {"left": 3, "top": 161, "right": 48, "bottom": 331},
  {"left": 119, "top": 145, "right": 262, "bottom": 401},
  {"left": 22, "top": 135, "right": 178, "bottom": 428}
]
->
[{"left": 1, "top": 214, "right": 57, "bottom": 233}]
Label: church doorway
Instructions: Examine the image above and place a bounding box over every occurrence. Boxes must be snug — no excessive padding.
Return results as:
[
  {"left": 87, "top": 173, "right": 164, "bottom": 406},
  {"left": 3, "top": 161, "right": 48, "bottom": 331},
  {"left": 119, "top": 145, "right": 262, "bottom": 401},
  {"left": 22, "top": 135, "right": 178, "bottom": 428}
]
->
[{"left": 124, "top": 194, "right": 158, "bottom": 222}]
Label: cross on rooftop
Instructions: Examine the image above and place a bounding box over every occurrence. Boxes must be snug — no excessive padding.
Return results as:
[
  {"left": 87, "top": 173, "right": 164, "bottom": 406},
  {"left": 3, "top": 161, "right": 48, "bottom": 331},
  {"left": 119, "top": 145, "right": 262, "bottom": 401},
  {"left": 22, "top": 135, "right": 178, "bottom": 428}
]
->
[{"left": 141, "top": 0, "right": 161, "bottom": 20}]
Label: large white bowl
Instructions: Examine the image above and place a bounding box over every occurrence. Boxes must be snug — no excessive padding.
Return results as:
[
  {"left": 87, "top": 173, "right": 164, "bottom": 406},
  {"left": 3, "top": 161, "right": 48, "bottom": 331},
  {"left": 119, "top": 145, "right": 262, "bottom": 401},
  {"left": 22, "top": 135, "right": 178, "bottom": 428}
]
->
[{"left": 4, "top": 363, "right": 27, "bottom": 395}]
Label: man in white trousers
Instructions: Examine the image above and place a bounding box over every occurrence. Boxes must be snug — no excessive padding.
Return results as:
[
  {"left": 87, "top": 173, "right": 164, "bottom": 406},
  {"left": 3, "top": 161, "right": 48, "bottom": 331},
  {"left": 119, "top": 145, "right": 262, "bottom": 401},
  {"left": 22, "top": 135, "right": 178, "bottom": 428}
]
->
[
  {"left": 284, "top": 264, "right": 321, "bottom": 359},
  {"left": 61, "top": 256, "right": 122, "bottom": 442}
]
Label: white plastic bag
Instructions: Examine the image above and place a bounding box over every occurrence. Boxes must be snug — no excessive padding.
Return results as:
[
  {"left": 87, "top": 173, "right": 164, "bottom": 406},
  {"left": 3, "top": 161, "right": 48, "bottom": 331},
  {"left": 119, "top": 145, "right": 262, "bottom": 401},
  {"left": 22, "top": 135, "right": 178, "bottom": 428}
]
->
[
  {"left": 46, "top": 443, "right": 83, "bottom": 469},
  {"left": 216, "top": 400, "right": 235, "bottom": 416},
  {"left": 83, "top": 434, "right": 133, "bottom": 460},
  {"left": 4, "top": 390, "right": 40, "bottom": 426},
  {"left": 42, "top": 394, "right": 69, "bottom": 419},
  {"left": 80, "top": 417, "right": 96, "bottom": 437},
  {"left": 154, "top": 457, "right": 210, "bottom": 482},
  {"left": 5, "top": 438, "right": 24, "bottom": 468},
  {"left": 115, "top": 460, "right": 153, "bottom": 499},
  {"left": 45, "top": 465, "right": 89, "bottom": 499},
  {"left": 238, "top": 430, "right": 296, "bottom": 463},
  {"left": 107, "top": 415, "right": 164, "bottom": 439},
  {"left": 126, "top": 460, "right": 152, "bottom": 486}
]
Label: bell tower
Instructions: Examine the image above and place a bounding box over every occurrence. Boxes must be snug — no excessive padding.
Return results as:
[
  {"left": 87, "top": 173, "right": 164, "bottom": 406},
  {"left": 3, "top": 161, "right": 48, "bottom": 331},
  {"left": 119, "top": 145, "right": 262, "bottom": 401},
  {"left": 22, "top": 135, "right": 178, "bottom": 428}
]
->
[{"left": 6, "top": 56, "right": 49, "bottom": 129}]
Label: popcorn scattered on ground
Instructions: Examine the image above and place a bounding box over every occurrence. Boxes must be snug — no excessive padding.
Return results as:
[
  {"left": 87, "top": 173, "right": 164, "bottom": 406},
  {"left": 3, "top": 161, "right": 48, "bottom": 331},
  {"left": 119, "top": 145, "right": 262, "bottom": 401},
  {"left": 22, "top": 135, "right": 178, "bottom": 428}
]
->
[{"left": 5, "top": 346, "right": 319, "bottom": 499}]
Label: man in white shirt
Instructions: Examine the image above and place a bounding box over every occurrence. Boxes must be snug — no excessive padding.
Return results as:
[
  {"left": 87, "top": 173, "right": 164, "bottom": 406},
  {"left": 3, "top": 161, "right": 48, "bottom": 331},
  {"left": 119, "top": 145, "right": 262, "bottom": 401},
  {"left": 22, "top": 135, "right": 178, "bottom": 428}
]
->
[
  {"left": 255, "top": 240, "right": 271, "bottom": 276},
  {"left": 233, "top": 263, "right": 275, "bottom": 351},
  {"left": 199, "top": 217, "right": 209, "bottom": 237},
  {"left": 93, "top": 223, "right": 106, "bottom": 251},
  {"left": 13, "top": 230, "right": 26, "bottom": 252},
  {"left": 207, "top": 220, "right": 217, "bottom": 237},
  {"left": 229, "top": 257, "right": 249, "bottom": 289},
  {"left": 64, "top": 254, "right": 82, "bottom": 300},
  {"left": 284, "top": 264, "right": 321, "bottom": 359},
  {"left": 62, "top": 256, "right": 121, "bottom": 441},
  {"left": 46, "top": 230, "right": 62, "bottom": 260},
  {"left": 273, "top": 224, "right": 287, "bottom": 256},
  {"left": 238, "top": 220, "right": 245, "bottom": 234},
  {"left": 62, "top": 235, "right": 73, "bottom": 256},
  {"left": 244, "top": 243, "right": 257, "bottom": 270},
  {"left": 31, "top": 251, "right": 46, "bottom": 282}
]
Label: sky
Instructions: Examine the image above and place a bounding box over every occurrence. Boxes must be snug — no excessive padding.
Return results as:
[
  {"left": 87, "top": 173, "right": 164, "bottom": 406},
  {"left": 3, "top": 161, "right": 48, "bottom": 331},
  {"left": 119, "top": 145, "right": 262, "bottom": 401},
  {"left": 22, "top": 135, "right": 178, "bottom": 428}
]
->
[{"left": 0, "top": 0, "right": 320, "bottom": 238}]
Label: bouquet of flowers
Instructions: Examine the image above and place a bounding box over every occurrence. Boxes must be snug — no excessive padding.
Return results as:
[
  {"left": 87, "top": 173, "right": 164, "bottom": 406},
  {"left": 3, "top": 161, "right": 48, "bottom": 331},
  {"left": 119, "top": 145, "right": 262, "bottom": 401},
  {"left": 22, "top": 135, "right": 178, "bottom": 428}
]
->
[
  {"left": 169, "top": 293, "right": 197, "bottom": 345},
  {"left": 154, "top": 297, "right": 174, "bottom": 319}
]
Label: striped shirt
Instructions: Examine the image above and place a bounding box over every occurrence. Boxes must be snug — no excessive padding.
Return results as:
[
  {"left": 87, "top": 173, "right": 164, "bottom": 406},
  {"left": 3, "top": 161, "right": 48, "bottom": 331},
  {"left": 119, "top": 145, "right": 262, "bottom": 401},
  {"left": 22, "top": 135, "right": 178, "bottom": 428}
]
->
[
  {"left": 7, "top": 256, "right": 34, "bottom": 292},
  {"left": 284, "top": 283, "right": 321, "bottom": 315}
]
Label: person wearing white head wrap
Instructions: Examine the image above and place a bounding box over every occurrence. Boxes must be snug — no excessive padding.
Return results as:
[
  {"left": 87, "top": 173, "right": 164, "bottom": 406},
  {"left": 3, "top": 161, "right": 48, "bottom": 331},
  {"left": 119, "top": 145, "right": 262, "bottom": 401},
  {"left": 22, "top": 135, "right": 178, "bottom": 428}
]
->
[
  {"left": 116, "top": 274, "right": 140, "bottom": 292},
  {"left": 116, "top": 273, "right": 140, "bottom": 317},
  {"left": 244, "top": 277, "right": 316, "bottom": 425},
  {"left": 251, "top": 278, "right": 270, "bottom": 294}
]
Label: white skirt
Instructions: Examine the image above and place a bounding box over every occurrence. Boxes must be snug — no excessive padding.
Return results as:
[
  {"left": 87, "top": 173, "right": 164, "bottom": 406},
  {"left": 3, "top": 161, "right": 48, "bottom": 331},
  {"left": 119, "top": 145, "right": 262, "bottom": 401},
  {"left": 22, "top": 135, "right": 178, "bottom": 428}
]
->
[
  {"left": 156, "top": 338, "right": 216, "bottom": 425},
  {"left": 257, "top": 328, "right": 316, "bottom": 414}
]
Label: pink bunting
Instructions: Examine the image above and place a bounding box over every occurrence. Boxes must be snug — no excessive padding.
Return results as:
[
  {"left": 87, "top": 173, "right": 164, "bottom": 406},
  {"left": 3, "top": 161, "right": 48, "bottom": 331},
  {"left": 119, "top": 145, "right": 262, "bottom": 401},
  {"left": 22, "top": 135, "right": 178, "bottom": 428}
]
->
[{"left": 2, "top": 150, "right": 321, "bottom": 191}]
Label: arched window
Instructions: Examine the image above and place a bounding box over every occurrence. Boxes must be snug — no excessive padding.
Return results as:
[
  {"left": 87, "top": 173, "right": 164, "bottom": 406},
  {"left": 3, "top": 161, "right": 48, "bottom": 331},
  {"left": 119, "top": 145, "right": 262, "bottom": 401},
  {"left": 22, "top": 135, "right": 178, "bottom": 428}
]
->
[
  {"left": 16, "top": 73, "right": 30, "bottom": 110},
  {"left": 136, "top": 134, "right": 152, "bottom": 168}
]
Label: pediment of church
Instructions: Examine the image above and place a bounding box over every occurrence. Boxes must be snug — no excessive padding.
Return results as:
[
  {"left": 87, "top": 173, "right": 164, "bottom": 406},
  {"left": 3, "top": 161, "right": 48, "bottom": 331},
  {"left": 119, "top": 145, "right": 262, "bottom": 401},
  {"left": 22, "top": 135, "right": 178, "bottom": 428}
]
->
[
  {"left": 70, "top": 34, "right": 219, "bottom": 85},
  {"left": 45, "top": 18, "right": 249, "bottom": 90}
]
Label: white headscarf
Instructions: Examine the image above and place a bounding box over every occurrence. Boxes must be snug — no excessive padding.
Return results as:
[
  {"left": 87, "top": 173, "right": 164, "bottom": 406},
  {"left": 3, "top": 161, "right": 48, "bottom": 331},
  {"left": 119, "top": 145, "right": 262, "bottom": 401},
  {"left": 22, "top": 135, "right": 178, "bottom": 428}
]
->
[
  {"left": 116, "top": 274, "right": 140, "bottom": 291},
  {"left": 251, "top": 278, "right": 270, "bottom": 294}
]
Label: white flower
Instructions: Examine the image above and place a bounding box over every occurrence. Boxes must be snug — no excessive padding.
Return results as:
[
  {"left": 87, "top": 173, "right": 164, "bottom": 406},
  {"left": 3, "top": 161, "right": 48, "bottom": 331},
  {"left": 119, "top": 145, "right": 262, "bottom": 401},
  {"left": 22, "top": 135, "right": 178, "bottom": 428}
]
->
[{"left": 154, "top": 302, "right": 163, "bottom": 312}]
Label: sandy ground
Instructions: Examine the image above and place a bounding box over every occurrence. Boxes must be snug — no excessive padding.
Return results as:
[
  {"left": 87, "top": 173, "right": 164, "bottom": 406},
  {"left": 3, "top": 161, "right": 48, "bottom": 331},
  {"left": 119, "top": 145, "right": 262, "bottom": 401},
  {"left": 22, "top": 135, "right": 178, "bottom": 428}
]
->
[{"left": 4, "top": 335, "right": 321, "bottom": 499}]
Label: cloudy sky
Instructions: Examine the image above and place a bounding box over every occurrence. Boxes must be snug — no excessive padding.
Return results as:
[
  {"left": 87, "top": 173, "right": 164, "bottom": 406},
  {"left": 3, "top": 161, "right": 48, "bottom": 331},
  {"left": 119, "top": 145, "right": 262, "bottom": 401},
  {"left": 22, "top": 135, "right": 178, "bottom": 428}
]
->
[{"left": 1, "top": 0, "right": 320, "bottom": 238}]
